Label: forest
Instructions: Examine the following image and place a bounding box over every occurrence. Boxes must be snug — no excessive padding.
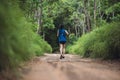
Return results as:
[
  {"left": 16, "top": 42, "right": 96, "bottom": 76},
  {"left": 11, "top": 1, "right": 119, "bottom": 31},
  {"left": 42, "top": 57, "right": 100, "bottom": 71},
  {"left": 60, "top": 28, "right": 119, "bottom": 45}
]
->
[{"left": 0, "top": 0, "right": 120, "bottom": 79}]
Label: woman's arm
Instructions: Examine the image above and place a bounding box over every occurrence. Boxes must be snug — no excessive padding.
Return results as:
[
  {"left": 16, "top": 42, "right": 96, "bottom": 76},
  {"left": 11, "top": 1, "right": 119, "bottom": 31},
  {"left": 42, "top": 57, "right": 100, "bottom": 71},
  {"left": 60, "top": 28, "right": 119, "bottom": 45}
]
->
[{"left": 65, "top": 30, "right": 69, "bottom": 35}]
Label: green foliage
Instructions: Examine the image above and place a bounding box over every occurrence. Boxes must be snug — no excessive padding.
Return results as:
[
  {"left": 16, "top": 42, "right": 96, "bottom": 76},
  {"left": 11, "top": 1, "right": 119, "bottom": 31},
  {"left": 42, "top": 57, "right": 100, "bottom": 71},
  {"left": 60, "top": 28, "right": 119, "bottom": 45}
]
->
[
  {"left": 32, "top": 34, "right": 52, "bottom": 56},
  {"left": 68, "top": 22, "right": 120, "bottom": 59},
  {"left": 68, "top": 33, "right": 77, "bottom": 44},
  {"left": 0, "top": 0, "right": 52, "bottom": 70},
  {"left": 106, "top": 2, "right": 120, "bottom": 21},
  {"left": 66, "top": 33, "right": 77, "bottom": 53},
  {"left": 20, "top": 0, "right": 120, "bottom": 51}
]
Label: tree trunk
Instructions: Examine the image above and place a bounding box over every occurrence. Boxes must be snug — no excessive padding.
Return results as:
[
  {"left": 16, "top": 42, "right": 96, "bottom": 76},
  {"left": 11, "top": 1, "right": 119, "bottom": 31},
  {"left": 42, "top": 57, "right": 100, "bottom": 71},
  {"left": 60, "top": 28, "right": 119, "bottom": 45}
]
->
[
  {"left": 82, "top": 14, "right": 85, "bottom": 34},
  {"left": 94, "top": 0, "right": 97, "bottom": 28},
  {"left": 75, "top": 25, "right": 77, "bottom": 38},
  {"left": 112, "top": 12, "right": 114, "bottom": 19},
  {"left": 68, "top": 26, "right": 71, "bottom": 34},
  {"left": 84, "top": 0, "right": 91, "bottom": 32},
  {"left": 78, "top": 26, "right": 81, "bottom": 37},
  {"left": 37, "top": 0, "right": 42, "bottom": 35}
]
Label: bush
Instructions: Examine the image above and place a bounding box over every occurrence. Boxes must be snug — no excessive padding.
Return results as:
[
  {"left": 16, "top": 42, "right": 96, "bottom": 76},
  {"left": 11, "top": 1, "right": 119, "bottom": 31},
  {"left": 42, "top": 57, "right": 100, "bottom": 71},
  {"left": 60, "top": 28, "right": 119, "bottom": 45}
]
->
[
  {"left": 66, "top": 33, "right": 77, "bottom": 53},
  {"left": 32, "top": 34, "right": 52, "bottom": 56},
  {"left": 0, "top": 0, "right": 52, "bottom": 70},
  {"left": 68, "top": 22, "right": 120, "bottom": 59}
]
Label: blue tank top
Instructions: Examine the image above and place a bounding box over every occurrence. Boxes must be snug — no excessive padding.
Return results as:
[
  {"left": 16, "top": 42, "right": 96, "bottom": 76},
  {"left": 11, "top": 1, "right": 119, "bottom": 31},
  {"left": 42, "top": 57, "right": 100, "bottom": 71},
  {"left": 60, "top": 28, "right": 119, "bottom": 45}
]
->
[{"left": 58, "top": 29, "right": 66, "bottom": 42}]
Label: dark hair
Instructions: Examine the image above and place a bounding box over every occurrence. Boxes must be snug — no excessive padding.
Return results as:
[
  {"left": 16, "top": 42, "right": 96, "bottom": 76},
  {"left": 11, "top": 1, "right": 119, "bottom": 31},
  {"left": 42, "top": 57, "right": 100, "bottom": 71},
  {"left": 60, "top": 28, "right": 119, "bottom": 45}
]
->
[{"left": 59, "top": 24, "right": 64, "bottom": 29}]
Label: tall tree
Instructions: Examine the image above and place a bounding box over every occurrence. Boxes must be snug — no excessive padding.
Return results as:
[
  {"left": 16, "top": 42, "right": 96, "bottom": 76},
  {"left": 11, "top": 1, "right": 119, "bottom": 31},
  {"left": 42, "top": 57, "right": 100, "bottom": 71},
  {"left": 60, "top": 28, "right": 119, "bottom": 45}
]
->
[
  {"left": 36, "top": 0, "right": 42, "bottom": 36},
  {"left": 84, "top": 0, "right": 91, "bottom": 32},
  {"left": 94, "top": 0, "right": 97, "bottom": 28}
]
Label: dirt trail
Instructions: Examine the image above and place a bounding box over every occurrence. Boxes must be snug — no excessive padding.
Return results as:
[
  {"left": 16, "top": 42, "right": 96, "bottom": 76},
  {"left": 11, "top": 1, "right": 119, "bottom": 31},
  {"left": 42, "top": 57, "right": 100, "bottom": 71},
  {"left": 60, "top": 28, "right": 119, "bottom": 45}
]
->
[{"left": 21, "top": 53, "right": 120, "bottom": 80}]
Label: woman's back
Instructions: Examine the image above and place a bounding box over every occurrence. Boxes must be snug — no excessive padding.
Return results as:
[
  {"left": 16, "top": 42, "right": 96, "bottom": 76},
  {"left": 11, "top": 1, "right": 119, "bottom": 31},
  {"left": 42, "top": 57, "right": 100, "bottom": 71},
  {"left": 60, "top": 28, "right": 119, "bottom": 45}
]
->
[{"left": 58, "top": 29, "right": 67, "bottom": 42}]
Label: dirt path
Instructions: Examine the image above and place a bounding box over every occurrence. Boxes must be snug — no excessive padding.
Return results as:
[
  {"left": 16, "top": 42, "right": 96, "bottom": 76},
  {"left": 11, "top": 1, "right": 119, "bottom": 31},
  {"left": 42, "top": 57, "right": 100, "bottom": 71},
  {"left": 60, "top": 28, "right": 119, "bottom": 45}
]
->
[{"left": 21, "top": 53, "right": 120, "bottom": 80}]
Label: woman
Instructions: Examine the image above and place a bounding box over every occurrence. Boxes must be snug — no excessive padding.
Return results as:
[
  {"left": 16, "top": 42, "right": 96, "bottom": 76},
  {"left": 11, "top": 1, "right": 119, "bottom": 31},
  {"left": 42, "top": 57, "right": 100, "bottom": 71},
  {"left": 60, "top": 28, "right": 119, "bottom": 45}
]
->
[{"left": 57, "top": 24, "right": 69, "bottom": 59}]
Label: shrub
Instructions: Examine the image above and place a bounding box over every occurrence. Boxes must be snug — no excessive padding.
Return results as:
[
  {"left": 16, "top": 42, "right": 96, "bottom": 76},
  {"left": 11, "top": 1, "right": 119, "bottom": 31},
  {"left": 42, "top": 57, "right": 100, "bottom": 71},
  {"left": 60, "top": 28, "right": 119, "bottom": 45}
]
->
[
  {"left": 0, "top": 0, "right": 52, "bottom": 70},
  {"left": 68, "top": 22, "right": 120, "bottom": 59}
]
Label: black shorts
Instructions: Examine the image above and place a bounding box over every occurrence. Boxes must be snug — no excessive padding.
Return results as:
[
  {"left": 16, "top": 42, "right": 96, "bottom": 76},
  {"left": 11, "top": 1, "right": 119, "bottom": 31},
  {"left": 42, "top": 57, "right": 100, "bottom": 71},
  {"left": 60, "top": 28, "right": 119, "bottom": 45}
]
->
[{"left": 59, "top": 41, "right": 66, "bottom": 44}]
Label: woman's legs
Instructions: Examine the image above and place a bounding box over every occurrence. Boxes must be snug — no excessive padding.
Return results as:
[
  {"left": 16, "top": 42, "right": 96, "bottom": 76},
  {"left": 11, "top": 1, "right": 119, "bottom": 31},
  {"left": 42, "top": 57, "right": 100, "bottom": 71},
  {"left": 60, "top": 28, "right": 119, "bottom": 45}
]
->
[
  {"left": 59, "top": 44, "right": 63, "bottom": 55},
  {"left": 62, "top": 44, "right": 66, "bottom": 56},
  {"left": 59, "top": 43, "right": 66, "bottom": 59}
]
